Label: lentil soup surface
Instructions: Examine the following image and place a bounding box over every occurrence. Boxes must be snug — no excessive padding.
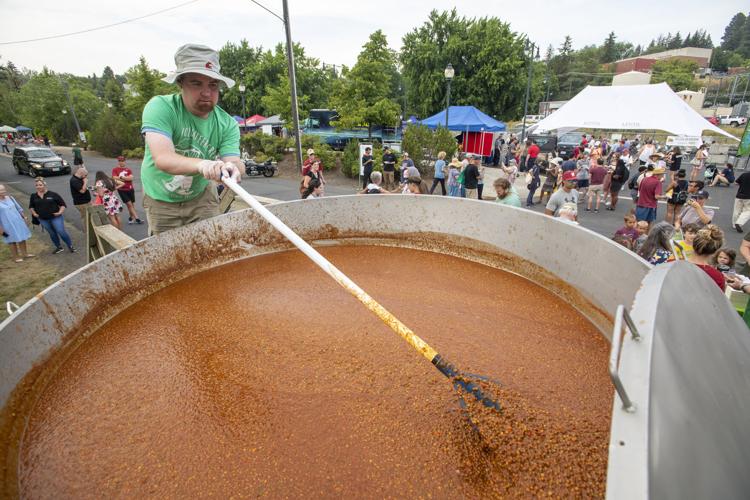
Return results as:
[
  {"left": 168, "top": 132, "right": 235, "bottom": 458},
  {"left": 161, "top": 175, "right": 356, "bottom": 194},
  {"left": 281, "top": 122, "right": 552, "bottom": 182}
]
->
[{"left": 16, "top": 245, "right": 612, "bottom": 497}]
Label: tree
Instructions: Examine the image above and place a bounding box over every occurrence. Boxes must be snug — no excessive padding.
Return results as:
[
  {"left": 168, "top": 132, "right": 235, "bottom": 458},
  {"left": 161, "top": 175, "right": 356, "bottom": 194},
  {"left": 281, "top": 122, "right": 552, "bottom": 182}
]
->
[
  {"left": 721, "top": 13, "right": 747, "bottom": 51},
  {"left": 600, "top": 32, "right": 617, "bottom": 63},
  {"left": 331, "top": 30, "right": 401, "bottom": 137},
  {"left": 400, "top": 10, "right": 530, "bottom": 120},
  {"left": 90, "top": 108, "right": 140, "bottom": 156},
  {"left": 651, "top": 59, "right": 699, "bottom": 91},
  {"left": 668, "top": 32, "right": 683, "bottom": 49},
  {"left": 260, "top": 76, "right": 310, "bottom": 122},
  {"left": 738, "top": 15, "right": 750, "bottom": 58},
  {"left": 219, "top": 41, "right": 335, "bottom": 119},
  {"left": 123, "top": 56, "right": 174, "bottom": 118}
]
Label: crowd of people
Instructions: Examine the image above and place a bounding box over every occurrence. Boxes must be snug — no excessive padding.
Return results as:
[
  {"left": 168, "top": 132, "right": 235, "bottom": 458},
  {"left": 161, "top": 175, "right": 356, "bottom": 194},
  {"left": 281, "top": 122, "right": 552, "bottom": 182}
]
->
[{"left": 3, "top": 42, "right": 748, "bottom": 308}]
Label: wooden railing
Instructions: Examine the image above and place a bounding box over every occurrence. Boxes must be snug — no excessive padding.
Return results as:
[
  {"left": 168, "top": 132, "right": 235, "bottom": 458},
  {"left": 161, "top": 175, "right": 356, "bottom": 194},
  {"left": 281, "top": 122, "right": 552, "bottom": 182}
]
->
[{"left": 86, "top": 189, "right": 280, "bottom": 263}]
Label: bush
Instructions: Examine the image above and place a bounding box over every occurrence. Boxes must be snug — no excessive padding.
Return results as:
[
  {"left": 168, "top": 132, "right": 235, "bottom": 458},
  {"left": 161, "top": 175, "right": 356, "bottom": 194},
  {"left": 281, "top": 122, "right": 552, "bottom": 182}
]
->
[
  {"left": 89, "top": 111, "right": 140, "bottom": 157},
  {"left": 122, "top": 147, "right": 144, "bottom": 159},
  {"left": 401, "top": 124, "right": 457, "bottom": 175},
  {"left": 341, "top": 139, "right": 360, "bottom": 178},
  {"left": 240, "top": 131, "right": 292, "bottom": 161}
]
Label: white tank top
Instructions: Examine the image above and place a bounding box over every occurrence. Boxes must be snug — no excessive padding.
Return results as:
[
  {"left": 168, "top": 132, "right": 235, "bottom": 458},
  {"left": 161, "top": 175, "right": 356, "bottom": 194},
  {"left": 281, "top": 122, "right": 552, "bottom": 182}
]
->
[{"left": 639, "top": 145, "right": 655, "bottom": 162}]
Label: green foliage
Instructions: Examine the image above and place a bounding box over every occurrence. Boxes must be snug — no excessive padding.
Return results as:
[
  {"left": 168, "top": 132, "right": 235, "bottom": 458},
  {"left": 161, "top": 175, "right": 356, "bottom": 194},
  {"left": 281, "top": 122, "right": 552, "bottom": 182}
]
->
[
  {"left": 240, "top": 131, "right": 291, "bottom": 161},
  {"left": 341, "top": 139, "right": 360, "bottom": 178},
  {"left": 401, "top": 124, "right": 457, "bottom": 174},
  {"left": 400, "top": 10, "right": 528, "bottom": 120},
  {"left": 90, "top": 109, "right": 141, "bottom": 157},
  {"left": 260, "top": 77, "right": 310, "bottom": 122},
  {"left": 219, "top": 41, "right": 334, "bottom": 119},
  {"left": 721, "top": 13, "right": 747, "bottom": 51},
  {"left": 122, "top": 147, "right": 144, "bottom": 159},
  {"left": 651, "top": 59, "right": 700, "bottom": 91},
  {"left": 330, "top": 30, "right": 401, "bottom": 136}
]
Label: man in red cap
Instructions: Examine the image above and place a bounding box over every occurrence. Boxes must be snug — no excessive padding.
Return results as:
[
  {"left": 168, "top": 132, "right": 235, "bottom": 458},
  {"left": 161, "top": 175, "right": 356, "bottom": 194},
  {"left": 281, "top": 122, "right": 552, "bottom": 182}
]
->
[
  {"left": 545, "top": 170, "right": 579, "bottom": 217},
  {"left": 112, "top": 155, "right": 142, "bottom": 224}
]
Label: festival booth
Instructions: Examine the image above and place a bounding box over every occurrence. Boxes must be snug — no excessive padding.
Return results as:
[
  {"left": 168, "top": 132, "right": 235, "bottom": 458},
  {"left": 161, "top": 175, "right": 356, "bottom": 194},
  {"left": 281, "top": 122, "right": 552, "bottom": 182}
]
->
[
  {"left": 243, "top": 114, "right": 266, "bottom": 132},
  {"left": 420, "top": 106, "right": 506, "bottom": 157},
  {"left": 530, "top": 82, "right": 738, "bottom": 140}
]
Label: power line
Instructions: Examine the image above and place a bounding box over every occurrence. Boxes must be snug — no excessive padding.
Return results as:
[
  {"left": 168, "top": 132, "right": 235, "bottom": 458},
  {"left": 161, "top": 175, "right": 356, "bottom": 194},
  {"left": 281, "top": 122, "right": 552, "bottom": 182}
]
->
[
  {"left": 248, "top": 0, "right": 283, "bottom": 23},
  {"left": 0, "top": 0, "right": 201, "bottom": 45}
]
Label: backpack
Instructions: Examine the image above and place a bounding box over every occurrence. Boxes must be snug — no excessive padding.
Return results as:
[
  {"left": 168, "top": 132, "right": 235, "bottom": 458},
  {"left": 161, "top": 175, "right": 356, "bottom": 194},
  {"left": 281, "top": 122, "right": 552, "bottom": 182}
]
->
[{"left": 628, "top": 175, "right": 638, "bottom": 190}]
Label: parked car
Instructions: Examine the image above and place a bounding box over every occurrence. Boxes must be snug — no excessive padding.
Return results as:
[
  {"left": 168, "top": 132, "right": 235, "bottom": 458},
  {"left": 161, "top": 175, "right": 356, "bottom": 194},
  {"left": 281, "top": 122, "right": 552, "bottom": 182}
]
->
[
  {"left": 717, "top": 115, "right": 748, "bottom": 127},
  {"left": 556, "top": 131, "right": 585, "bottom": 158},
  {"left": 12, "top": 147, "right": 71, "bottom": 177},
  {"left": 705, "top": 116, "right": 719, "bottom": 126},
  {"left": 528, "top": 134, "right": 557, "bottom": 153}
]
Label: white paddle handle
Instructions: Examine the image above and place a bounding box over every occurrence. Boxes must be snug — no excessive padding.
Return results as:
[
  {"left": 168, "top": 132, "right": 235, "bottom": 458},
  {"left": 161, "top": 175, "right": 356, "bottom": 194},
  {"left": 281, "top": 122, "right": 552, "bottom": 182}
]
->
[{"left": 222, "top": 177, "right": 438, "bottom": 361}]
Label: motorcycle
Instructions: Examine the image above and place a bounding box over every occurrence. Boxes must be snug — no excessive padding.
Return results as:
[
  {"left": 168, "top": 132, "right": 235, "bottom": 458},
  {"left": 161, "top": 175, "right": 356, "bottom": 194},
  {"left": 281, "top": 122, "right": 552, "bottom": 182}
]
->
[{"left": 243, "top": 158, "right": 277, "bottom": 177}]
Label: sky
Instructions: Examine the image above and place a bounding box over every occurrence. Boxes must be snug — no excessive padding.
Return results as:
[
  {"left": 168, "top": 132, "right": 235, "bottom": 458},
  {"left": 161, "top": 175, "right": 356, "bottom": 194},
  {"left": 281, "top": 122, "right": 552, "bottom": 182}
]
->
[{"left": 0, "top": 0, "right": 747, "bottom": 76}]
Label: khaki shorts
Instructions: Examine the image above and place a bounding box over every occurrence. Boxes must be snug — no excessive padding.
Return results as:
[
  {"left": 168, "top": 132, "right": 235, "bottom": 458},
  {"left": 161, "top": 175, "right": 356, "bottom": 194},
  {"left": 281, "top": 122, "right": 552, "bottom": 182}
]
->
[
  {"left": 589, "top": 184, "right": 604, "bottom": 194},
  {"left": 143, "top": 186, "right": 219, "bottom": 236},
  {"left": 465, "top": 188, "right": 478, "bottom": 199},
  {"left": 74, "top": 203, "right": 89, "bottom": 223}
]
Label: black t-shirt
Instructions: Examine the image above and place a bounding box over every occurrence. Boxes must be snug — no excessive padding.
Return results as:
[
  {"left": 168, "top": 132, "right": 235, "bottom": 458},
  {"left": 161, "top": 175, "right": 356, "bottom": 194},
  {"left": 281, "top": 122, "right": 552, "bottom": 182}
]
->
[
  {"left": 69, "top": 176, "right": 91, "bottom": 205},
  {"left": 362, "top": 155, "right": 373, "bottom": 173},
  {"left": 463, "top": 164, "right": 480, "bottom": 189},
  {"left": 29, "top": 191, "right": 66, "bottom": 220},
  {"left": 736, "top": 172, "right": 750, "bottom": 200},
  {"left": 382, "top": 153, "right": 396, "bottom": 172}
]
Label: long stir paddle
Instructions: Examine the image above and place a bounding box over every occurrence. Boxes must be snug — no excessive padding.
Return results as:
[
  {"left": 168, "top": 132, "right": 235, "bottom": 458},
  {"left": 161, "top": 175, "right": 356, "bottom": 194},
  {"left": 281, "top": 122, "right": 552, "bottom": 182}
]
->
[{"left": 223, "top": 177, "right": 501, "bottom": 412}]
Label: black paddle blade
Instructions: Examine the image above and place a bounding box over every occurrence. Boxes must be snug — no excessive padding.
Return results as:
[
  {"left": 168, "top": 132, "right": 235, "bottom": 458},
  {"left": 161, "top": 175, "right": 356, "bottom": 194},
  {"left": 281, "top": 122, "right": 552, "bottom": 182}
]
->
[{"left": 432, "top": 355, "right": 502, "bottom": 413}]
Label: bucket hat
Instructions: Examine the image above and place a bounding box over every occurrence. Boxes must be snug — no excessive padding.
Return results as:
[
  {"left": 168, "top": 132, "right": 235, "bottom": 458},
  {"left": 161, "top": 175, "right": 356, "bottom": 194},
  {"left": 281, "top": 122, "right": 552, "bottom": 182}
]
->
[{"left": 162, "top": 44, "right": 235, "bottom": 88}]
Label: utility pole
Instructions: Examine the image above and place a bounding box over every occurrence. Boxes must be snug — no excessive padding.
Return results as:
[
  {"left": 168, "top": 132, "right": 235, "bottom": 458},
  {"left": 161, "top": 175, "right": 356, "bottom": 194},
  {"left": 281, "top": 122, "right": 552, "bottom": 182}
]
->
[
  {"left": 61, "top": 77, "right": 84, "bottom": 144},
  {"left": 521, "top": 40, "right": 538, "bottom": 141},
  {"left": 282, "top": 0, "right": 303, "bottom": 173},
  {"left": 712, "top": 76, "right": 722, "bottom": 116},
  {"left": 728, "top": 75, "right": 739, "bottom": 108}
]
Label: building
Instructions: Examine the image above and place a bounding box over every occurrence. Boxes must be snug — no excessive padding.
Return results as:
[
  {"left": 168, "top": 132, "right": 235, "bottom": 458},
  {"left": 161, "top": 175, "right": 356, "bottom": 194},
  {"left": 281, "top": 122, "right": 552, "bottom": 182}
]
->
[
  {"left": 538, "top": 100, "right": 568, "bottom": 117},
  {"left": 676, "top": 88, "right": 706, "bottom": 111},
  {"left": 612, "top": 71, "right": 652, "bottom": 86},
  {"left": 614, "top": 47, "right": 712, "bottom": 75}
]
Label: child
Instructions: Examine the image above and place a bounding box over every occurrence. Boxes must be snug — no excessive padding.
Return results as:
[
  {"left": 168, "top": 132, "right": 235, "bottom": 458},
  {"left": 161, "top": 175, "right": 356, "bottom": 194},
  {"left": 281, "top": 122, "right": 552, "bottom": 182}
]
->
[
  {"left": 672, "top": 222, "right": 699, "bottom": 260},
  {"left": 447, "top": 159, "right": 462, "bottom": 197},
  {"left": 540, "top": 158, "right": 559, "bottom": 205},
  {"left": 614, "top": 214, "right": 639, "bottom": 245},
  {"left": 94, "top": 171, "right": 123, "bottom": 229},
  {"left": 502, "top": 158, "right": 519, "bottom": 185},
  {"left": 633, "top": 220, "right": 649, "bottom": 253},
  {"left": 715, "top": 248, "right": 736, "bottom": 273},
  {"left": 612, "top": 234, "right": 633, "bottom": 250}
]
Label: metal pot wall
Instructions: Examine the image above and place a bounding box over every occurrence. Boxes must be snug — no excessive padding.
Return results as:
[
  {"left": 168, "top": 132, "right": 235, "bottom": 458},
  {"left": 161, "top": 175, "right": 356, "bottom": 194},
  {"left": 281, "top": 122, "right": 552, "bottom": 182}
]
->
[{"left": 1, "top": 195, "right": 747, "bottom": 498}]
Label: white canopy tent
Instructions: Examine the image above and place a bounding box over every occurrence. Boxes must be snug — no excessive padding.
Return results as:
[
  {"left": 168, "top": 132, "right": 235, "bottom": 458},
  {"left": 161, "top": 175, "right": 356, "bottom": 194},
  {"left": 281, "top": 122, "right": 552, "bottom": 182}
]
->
[{"left": 531, "top": 83, "right": 737, "bottom": 140}]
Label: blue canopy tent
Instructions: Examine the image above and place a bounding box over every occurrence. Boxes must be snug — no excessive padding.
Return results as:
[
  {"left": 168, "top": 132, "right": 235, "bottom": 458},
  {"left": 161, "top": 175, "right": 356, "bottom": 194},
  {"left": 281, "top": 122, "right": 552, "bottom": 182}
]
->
[
  {"left": 419, "top": 106, "right": 506, "bottom": 132},
  {"left": 419, "top": 106, "right": 505, "bottom": 157},
  {"left": 15, "top": 125, "right": 32, "bottom": 132}
]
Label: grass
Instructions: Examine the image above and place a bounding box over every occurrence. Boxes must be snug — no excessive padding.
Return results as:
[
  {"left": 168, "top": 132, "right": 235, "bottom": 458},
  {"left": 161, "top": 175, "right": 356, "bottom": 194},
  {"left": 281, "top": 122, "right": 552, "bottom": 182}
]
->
[{"left": 0, "top": 236, "right": 61, "bottom": 322}]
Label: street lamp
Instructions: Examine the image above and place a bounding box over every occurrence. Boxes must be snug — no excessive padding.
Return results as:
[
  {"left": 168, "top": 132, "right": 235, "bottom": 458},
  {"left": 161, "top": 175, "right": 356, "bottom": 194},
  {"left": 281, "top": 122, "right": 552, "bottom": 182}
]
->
[
  {"left": 238, "top": 83, "right": 246, "bottom": 129},
  {"left": 444, "top": 63, "right": 454, "bottom": 129}
]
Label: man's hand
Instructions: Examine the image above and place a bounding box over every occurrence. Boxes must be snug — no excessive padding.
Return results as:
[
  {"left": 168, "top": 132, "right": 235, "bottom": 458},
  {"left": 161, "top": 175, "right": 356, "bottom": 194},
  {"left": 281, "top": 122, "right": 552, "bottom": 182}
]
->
[
  {"left": 221, "top": 162, "right": 241, "bottom": 183},
  {"left": 197, "top": 160, "right": 226, "bottom": 181}
]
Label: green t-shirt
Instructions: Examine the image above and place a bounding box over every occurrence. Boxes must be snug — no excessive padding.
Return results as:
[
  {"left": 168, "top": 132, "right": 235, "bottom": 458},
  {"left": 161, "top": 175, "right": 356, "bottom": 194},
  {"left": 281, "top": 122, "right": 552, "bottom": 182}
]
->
[
  {"left": 140, "top": 94, "right": 240, "bottom": 203},
  {"left": 494, "top": 188, "right": 522, "bottom": 207}
]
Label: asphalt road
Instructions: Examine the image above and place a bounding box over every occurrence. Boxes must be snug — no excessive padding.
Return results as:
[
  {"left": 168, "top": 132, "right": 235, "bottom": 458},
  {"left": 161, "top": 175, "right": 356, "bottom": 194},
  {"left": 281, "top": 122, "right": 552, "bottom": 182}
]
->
[{"left": 0, "top": 148, "right": 744, "bottom": 254}]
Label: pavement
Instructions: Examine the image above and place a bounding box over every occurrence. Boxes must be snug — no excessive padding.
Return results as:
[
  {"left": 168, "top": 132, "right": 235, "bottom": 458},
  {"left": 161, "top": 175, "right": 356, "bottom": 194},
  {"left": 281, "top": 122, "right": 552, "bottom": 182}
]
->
[{"left": 0, "top": 146, "right": 744, "bottom": 256}]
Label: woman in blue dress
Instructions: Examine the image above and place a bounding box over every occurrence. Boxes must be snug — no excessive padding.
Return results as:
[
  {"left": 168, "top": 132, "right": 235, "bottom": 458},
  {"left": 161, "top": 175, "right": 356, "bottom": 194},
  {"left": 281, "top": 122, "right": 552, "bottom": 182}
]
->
[{"left": 0, "top": 184, "right": 33, "bottom": 262}]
